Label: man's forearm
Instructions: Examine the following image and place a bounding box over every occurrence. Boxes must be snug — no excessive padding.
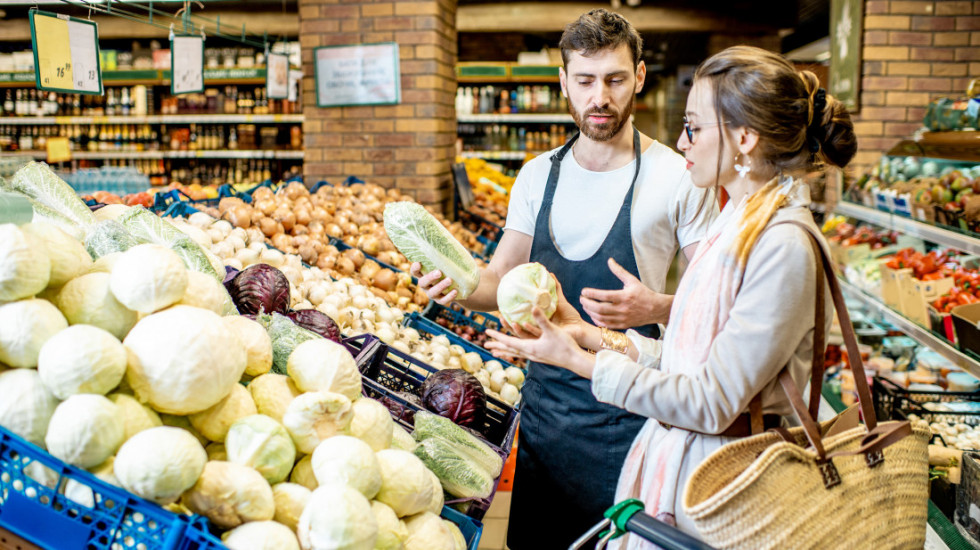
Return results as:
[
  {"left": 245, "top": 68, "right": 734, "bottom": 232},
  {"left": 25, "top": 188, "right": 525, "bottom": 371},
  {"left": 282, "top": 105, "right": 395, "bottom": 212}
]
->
[{"left": 455, "top": 267, "right": 502, "bottom": 312}]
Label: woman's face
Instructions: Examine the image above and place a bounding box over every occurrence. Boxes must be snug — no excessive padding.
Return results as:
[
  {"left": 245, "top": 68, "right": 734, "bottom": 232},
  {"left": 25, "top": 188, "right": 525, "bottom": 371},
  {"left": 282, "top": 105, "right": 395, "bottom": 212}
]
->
[{"left": 677, "top": 79, "right": 735, "bottom": 189}]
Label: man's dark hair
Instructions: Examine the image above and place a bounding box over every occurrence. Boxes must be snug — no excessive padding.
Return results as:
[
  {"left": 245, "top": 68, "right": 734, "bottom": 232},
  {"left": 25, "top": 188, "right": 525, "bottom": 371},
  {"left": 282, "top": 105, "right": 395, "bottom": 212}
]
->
[{"left": 559, "top": 9, "right": 644, "bottom": 68}]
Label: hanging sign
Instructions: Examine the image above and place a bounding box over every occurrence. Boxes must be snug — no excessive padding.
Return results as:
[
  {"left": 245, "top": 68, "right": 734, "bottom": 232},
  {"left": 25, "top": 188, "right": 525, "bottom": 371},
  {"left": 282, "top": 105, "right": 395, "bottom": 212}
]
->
[
  {"left": 315, "top": 43, "right": 400, "bottom": 108},
  {"left": 266, "top": 52, "right": 290, "bottom": 99},
  {"left": 171, "top": 35, "right": 205, "bottom": 95},
  {"left": 288, "top": 69, "right": 303, "bottom": 102},
  {"left": 29, "top": 9, "right": 103, "bottom": 95}
]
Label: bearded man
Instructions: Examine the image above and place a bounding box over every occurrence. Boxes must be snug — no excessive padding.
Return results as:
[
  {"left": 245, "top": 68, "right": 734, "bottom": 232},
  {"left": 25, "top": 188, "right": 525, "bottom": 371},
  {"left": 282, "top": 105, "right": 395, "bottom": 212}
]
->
[{"left": 413, "top": 9, "right": 715, "bottom": 548}]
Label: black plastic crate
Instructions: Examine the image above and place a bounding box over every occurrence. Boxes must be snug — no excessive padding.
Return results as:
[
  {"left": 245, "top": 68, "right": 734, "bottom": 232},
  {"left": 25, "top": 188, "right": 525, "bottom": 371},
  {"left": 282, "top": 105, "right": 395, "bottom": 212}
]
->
[
  {"left": 343, "top": 334, "right": 519, "bottom": 521},
  {"left": 874, "top": 376, "right": 980, "bottom": 421}
]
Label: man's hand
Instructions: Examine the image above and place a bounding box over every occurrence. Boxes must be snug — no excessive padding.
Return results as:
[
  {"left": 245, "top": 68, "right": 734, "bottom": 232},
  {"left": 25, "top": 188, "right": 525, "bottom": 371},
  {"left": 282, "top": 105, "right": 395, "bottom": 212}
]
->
[
  {"left": 486, "top": 307, "right": 596, "bottom": 379},
  {"left": 411, "top": 262, "right": 458, "bottom": 305},
  {"left": 580, "top": 258, "right": 670, "bottom": 329}
]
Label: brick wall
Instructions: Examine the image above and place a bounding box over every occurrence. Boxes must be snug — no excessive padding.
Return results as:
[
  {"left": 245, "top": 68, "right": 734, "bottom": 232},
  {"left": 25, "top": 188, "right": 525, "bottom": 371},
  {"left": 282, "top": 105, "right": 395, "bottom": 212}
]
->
[
  {"left": 299, "top": 0, "right": 458, "bottom": 209},
  {"left": 851, "top": 0, "right": 979, "bottom": 176}
]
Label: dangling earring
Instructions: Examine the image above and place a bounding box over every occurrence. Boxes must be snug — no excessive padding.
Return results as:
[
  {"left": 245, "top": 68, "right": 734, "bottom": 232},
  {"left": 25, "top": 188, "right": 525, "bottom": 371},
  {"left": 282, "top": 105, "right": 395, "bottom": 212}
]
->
[{"left": 734, "top": 153, "right": 752, "bottom": 178}]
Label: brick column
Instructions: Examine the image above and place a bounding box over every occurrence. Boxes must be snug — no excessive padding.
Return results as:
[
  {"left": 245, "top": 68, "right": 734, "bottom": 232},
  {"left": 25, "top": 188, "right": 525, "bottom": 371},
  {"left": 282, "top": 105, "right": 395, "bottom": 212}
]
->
[
  {"left": 850, "top": 0, "right": 980, "bottom": 176},
  {"left": 299, "top": 0, "right": 458, "bottom": 210}
]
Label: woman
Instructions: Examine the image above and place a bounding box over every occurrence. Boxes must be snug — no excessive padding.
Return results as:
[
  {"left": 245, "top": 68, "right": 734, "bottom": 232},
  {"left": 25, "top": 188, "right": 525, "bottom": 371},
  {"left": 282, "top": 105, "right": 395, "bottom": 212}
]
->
[{"left": 486, "top": 45, "right": 857, "bottom": 545}]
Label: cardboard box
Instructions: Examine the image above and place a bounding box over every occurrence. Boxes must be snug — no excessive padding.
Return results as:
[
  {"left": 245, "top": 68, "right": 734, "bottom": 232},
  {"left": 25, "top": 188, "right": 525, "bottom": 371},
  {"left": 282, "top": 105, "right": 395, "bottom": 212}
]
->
[
  {"left": 880, "top": 264, "right": 913, "bottom": 311},
  {"left": 952, "top": 302, "right": 980, "bottom": 358},
  {"left": 902, "top": 276, "right": 955, "bottom": 327}
]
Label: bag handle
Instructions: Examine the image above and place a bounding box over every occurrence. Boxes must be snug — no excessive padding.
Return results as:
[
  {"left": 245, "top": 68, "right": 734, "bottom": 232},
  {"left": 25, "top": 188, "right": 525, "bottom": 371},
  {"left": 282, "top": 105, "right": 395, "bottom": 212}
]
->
[{"left": 764, "top": 221, "right": 880, "bottom": 461}]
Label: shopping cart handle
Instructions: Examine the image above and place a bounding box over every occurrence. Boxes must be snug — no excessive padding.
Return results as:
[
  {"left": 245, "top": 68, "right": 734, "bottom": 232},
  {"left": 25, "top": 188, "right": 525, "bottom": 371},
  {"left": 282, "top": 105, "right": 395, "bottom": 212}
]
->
[
  {"left": 568, "top": 500, "right": 717, "bottom": 550},
  {"left": 624, "top": 511, "right": 717, "bottom": 550}
]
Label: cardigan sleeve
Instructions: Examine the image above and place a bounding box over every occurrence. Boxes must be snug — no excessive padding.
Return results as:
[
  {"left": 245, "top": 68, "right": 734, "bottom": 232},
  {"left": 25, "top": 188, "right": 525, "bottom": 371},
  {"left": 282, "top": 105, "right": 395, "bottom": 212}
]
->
[{"left": 590, "top": 223, "right": 819, "bottom": 434}]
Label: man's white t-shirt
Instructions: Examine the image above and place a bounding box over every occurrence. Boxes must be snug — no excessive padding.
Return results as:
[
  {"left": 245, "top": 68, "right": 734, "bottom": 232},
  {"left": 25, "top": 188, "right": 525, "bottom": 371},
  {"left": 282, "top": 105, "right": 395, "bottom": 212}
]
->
[{"left": 505, "top": 140, "right": 715, "bottom": 294}]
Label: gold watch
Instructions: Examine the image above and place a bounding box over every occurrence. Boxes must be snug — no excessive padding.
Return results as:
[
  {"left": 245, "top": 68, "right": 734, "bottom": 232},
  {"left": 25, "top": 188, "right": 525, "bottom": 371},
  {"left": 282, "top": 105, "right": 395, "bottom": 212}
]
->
[{"left": 599, "top": 327, "right": 629, "bottom": 354}]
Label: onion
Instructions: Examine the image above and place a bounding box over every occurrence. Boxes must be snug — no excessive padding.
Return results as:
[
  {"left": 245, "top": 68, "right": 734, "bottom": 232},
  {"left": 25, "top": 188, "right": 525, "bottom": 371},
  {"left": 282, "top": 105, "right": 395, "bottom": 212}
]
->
[
  {"left": 360, "top": 260, "right": 381, "bottom": 281},
  {"left": 341, "top": 222, "right": 358, "bottom": 237},
  {"left": 295, "top": 208, "right": 311, "bottom": 226},
  {"left": 342, "top": 248, "right": 365, "bottom": 270},
  {"left": 259, "top": 217, "right": 278, "bottom": 237},
  {"left": 373, "top": 269, "right": 397, "bottom": 292},
  {"left": 252, "top": 187, "right": 274, "bottom": 202},
  {"left": 271, "top": 233, "right": 292, "bottom": 251},
  {"left": 359, "top": 236, "right": 381, "bottom": 257},
  {"left": 336, "top": 256, "right": 356, "bottom": 276},
  {"left": 315, "top": 254, "right": 335, "bottom": 271},
  {"left": 325, "top": 224, "right": 343, "bottom": 239}
]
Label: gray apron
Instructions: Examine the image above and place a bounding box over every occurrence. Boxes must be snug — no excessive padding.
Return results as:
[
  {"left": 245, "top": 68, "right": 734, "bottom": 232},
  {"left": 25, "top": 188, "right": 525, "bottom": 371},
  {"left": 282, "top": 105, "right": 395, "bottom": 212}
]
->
[{"left": 508, "top": 128, "right": 660, "bottom": 549}]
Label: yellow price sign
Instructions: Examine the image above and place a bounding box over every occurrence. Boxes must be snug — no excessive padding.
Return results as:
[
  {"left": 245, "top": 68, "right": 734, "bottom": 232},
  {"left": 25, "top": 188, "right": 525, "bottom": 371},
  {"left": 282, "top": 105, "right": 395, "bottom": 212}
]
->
[
  {"left": 30, "top": 10, "right": 102, "bottom": 94},
  {"left": 33, "top": 14, "right": 73, "bottom": 89},
  {"left": 46, "top": 136, "right": 72, "bottom": 164}
]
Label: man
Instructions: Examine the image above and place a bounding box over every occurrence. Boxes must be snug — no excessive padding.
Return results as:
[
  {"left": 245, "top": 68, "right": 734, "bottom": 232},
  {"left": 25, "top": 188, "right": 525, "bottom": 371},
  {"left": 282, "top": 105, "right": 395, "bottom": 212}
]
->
[{"left": 414, "top": 9, "right": 714, "bottom": 548}]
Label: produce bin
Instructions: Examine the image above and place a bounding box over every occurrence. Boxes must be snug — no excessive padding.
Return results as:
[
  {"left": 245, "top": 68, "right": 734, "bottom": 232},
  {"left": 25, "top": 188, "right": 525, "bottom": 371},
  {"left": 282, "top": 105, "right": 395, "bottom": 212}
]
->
[
  {"left": 0, "top": 425, "right": 217, "bottom": 550},
  {"left": 344, "top": 334, "right": 519, "bottom": 520},
  {"left": 422, "top": 301, "right": 504, "bottom": 334},
  {"left": 403, "top": 311, "right": 519, "bottom": 373},
  {"left": 952, "top": 302, "right": 980, "bottom": 358},
  {"left": 874, "top": 377, "right": 980, "bottom": 422},
  {"left": 441, "top": 505, "right": 484, "bottom": 550}
]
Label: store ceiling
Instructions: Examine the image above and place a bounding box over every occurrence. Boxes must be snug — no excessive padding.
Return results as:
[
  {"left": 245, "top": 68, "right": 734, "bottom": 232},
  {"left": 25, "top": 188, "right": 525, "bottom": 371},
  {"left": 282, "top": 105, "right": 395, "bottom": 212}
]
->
[{"left": 0, "top": 0, "right": 829, "bottom": 64}]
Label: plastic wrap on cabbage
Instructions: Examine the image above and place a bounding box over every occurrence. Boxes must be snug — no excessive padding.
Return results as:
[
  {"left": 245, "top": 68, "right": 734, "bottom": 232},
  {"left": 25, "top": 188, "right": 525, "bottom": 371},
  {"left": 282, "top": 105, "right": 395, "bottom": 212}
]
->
[
  {"left": 118, "top": 206, "right": 219, "bottom": 280},
  {"left": 10, "top": 161, "right": 96, "bottom": 228},
  {"left": 0, "top": 190, "right": 37, "bottom": 226},
  {"left": 413, "top": 437, "right": 494, "bottom": 499},
  {"left": 259, "top": 312, "right": 321, "bottom": 375},
  {"left": 30, "top": 199, "right": 86, "bottom": 241},
  {"left": 420, "top": 369, "right": 486, "bottom": 429},
  {"left": 383, "top": 202, "right": 480, "bottom": 299},
  {"left": 84, "top": 219, "right": 141, "bottom": 259}
]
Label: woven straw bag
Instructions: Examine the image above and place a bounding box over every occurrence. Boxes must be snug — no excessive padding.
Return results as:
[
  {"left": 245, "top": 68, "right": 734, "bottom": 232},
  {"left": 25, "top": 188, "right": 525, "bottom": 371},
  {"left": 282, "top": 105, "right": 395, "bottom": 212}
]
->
[{"left": 682, "top": 222, "right": 930, "bottom": 550}]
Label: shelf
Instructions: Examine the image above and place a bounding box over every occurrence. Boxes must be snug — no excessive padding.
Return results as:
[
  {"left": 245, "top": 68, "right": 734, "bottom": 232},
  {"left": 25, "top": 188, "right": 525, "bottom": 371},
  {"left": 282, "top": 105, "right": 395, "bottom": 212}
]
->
[
  {"left": 460, "top": 150, "right": 535, "bottom": 161},
  {"left": 835, "top": 201, "right": 980, "bottom": 256},
  {"left": 0, "top": 114, "right": 303, "bottom": 125},
  {"left": 838, "top": 277, "right": 980, "bottom": 378},
  {"left": 0, "top": 68, "right": 269, "bottom": 88},
  {"left": 457, "top": 113, "right": 573, "bottom": 124},
  {"left": 456, "top": 63, "right": 560, "bottom": 83},
  {"left": 887, "top": 132, "right": 980, "bottom": 163},
  {"left": 20, "top": 150, "right": 304, "bottom": 160}
]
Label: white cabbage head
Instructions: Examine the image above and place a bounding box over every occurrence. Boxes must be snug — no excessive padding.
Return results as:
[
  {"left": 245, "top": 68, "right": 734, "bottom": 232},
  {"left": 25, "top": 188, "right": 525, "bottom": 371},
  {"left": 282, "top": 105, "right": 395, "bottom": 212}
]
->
[{"left": 496, "top": 262, "right": 558, "bottom": 326}]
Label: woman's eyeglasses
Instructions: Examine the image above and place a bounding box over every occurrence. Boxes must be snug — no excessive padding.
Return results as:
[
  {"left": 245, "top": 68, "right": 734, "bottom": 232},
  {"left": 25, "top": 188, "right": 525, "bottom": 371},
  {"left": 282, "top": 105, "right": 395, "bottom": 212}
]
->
[{"left": 682, "top": 117, "right": 731, "bottom": 144}]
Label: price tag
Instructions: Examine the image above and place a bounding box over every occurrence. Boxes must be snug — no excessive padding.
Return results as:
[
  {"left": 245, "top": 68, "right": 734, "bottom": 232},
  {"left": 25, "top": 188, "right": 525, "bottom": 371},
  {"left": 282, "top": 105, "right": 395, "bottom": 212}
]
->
[
  {"left": 46, "top": 136, "right": 71, "bottom": 164},
  {"left": 171, "top": 35, "right": 204, "bottom": 95},
  {"left": 30, "top": 10, "right": 103, "bottom": 95},
  {"left": 266, "top": 52, "right": 289, "bottom": 99},
  {"left": 288, "top": 69, "right": 302, "bottom": 102}
]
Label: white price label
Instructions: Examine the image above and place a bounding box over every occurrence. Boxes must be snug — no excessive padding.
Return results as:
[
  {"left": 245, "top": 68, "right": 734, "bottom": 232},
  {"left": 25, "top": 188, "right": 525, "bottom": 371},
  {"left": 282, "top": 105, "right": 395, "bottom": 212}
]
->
[
  {"left": 171, "top": 36, "right": 204, "bottom": 95},
  {"left": 67, "top": 20, "right": 99, "bottom": 92}
]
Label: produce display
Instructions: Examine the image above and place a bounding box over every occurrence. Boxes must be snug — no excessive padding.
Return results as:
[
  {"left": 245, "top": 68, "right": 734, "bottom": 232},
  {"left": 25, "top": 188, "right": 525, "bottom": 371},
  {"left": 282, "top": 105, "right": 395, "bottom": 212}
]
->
[
  {"left": 0, "top": 162, "right": 513, "bottom": 549},
  {"left": 849, "top": 157, "right": 980, "bottom": 226}
]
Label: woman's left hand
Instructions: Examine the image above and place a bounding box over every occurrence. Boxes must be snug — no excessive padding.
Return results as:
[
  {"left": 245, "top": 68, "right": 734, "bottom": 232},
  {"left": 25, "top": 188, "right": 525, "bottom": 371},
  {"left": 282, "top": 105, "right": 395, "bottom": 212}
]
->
[{"left": 486, "top": 307, "right": 596, "bottom": 379}]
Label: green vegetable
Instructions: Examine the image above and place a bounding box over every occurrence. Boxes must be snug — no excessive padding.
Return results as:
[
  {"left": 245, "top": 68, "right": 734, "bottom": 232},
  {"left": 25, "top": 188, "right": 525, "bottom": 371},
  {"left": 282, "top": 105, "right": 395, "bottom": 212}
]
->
[
  {"left": 259, "top": 312, "right": 321, "bottom": 375},
  {"left": 412, "top": 411, "right": 502, "bottom": 477},
  {"left": 383, "top": 201, "right": 480, "bottom": 299},
  {"left": 85, "top": 220, "right": 140, "bottom": 259},
  {"left": 10, "top": 161, "right": 96, "bottom": 228},
  {"left": 117, "top": 206, "right": 219, "bottom": 280},
  {"left": 414, "top": 437, "right": 494, "bottom": 499}
]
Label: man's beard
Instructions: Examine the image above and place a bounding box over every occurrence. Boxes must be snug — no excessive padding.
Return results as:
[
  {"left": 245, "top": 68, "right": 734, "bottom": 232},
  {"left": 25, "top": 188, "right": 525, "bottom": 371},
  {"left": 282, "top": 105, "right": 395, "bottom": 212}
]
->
[{"left": 568, "top": 95, "right": 634, "bottom": 142}]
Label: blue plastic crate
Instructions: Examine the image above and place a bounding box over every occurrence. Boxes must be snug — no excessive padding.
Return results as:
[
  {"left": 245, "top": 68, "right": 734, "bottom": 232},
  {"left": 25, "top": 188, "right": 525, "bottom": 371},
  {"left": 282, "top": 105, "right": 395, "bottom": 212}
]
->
[
  {"left": 423, "top": 302, "right": 503, "bottom": 334},
  {"left": 403, "top": 312, "right": 519, "bottom": 373},
  {"left": 343, "top": 334, "right": 518, "bottom": 521},
  {"left": 0, "top": 425, "right": 222, "bottom": 550},
  {"left": 441, "top": 505, "right": 483, "bottom": 550},
  {"left": 330, "top": 238, "right": 418, "bottom": 285}
]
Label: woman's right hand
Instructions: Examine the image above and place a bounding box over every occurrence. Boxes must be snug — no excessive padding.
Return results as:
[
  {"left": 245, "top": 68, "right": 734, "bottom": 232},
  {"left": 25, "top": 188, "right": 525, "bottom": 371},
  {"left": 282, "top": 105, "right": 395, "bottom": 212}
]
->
[{"left": 411, "top": 262, "right": 458, "bottom": 305}]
